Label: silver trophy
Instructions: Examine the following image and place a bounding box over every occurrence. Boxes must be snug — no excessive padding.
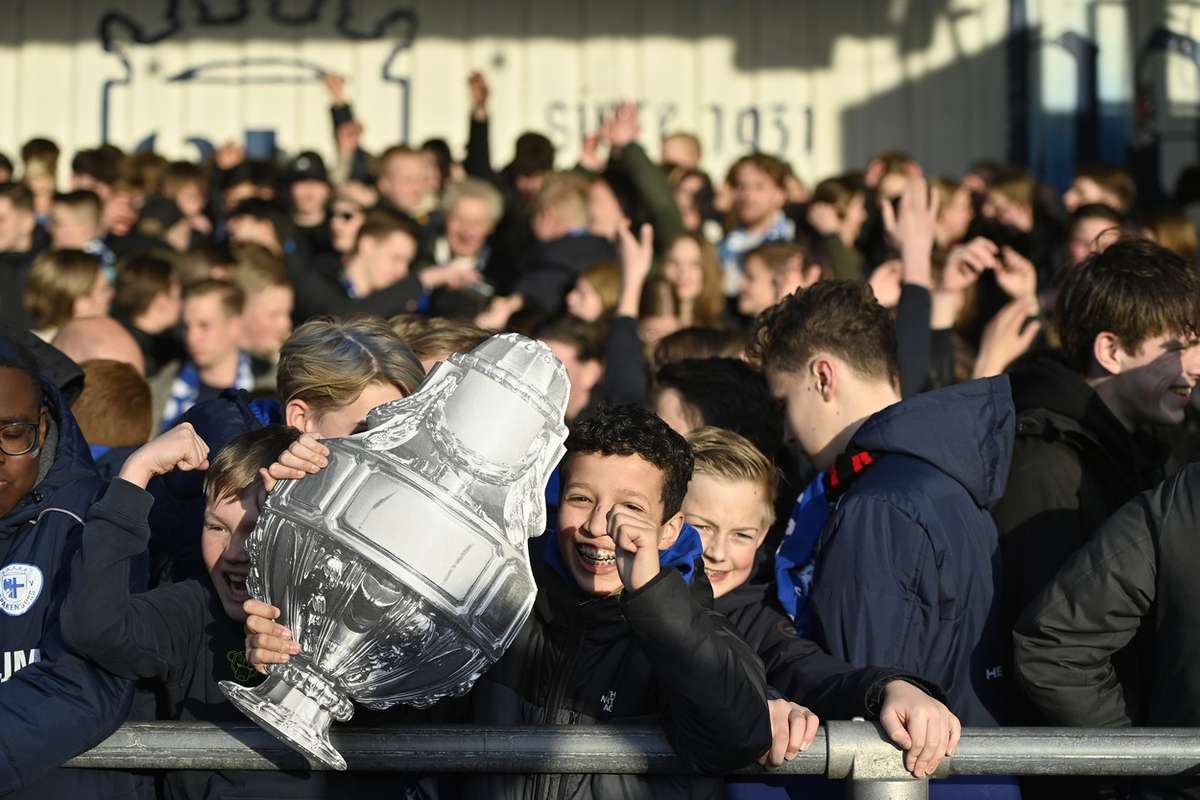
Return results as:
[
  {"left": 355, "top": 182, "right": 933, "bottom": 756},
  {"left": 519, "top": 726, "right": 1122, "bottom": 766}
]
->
[{"left": 219, "top": 334, "right": 569, "bottom": 770}]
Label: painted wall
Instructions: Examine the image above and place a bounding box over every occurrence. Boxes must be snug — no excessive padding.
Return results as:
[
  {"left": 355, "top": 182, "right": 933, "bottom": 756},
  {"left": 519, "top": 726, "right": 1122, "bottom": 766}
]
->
[
  {"left": 0, "top": 1, "right": 1192, "bottom": 188},
  {"left": 0, "top": 0, "right": 1011, "bottom": 183}
]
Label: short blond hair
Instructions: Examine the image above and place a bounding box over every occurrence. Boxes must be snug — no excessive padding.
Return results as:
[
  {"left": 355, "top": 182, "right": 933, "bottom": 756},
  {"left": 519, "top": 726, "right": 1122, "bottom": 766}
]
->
[
  {"left": 230, "top": 242, "right": 289, "bottom": 297},
  {"left": 24, "top": 249, "right": 103, "bottom": 329},
  {"left": 686, "top": 426, "right": 776, "bottom": 527},
  {"left": 277, "top": 316, "right": 424, "bottom": 417},
  {"left": 442, "top": 177, "right": 504, "bottom": 225},
  {"left": 533, "top": 172, "right": 589, "bottom": 224}
]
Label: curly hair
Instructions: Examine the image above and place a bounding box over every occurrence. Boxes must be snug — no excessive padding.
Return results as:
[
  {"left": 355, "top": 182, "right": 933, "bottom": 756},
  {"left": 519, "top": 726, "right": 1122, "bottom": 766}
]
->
[
  {"left": 565, "top": 405, "right": 694, "bottom": 521},
  {"left": 746, "top": 279, "right": 899, "bottom": 388}
]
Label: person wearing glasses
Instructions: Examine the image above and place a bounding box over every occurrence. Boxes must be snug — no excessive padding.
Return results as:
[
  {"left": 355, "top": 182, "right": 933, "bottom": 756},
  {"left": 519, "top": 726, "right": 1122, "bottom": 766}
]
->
[{"left": 0, "top": 333, "right": 143, "bottom": 799}]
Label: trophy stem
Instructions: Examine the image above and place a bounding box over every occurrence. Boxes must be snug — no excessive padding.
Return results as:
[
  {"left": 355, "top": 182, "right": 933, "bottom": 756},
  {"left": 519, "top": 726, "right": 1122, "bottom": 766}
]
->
[{"left": 219, "top": 666, "right": 354, "bottom": 771}]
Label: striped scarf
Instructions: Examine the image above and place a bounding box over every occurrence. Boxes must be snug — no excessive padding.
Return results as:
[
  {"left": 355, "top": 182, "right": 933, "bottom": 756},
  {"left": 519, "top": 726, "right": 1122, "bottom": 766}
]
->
[{"left": 161, "top": 353, "right": 254, "bottom": 431}]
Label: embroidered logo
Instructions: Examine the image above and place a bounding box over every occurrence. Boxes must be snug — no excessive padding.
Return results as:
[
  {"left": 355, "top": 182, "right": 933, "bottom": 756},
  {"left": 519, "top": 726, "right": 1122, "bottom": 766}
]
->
[
  {"left": 0, "top": 564, "right": 43, "bottom": 616},
  {"left": 600, "top": 690, "right": 616, "bottom": 713},
  {"left": 985, "top": 665, "right": 1005, "bottom": 681}
]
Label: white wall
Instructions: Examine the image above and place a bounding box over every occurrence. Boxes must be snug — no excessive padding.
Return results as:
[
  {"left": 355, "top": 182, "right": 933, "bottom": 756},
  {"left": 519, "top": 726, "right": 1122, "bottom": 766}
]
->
[{"left": 0, "top": 0, "right": 1018, "bottom": 184}]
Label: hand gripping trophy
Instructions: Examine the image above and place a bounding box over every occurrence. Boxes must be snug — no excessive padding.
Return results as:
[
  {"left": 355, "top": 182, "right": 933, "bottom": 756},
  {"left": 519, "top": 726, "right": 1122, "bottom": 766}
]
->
[{"left": 220, "top": 334, "right": 569, "bottom": 769}]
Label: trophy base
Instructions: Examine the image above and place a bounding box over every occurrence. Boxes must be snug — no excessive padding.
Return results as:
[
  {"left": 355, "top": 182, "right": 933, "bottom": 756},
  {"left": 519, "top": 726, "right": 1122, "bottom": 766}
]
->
[{"left": 220, "top": 672, "right": 351, "bottom": 771}]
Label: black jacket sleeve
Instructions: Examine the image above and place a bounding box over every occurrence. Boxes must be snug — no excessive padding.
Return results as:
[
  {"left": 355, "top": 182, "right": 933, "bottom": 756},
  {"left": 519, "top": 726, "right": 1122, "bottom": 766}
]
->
[
  {"left": 464, "top": 117, "right": 496, "bottom": 184},
  {"left": 745, "top": 600, "right": 941, "bottom": 722},
  {"left": 621, "top": 569, "right": 771, "bottom": 774},
  {"left": 1012, "top": 476, "right": 1162, "bottom": 728},
  {"left": 613, "top": 142, "right": 684, "bottom": 256},
  {"left": 0, "top": 518, "right": 135, "bottom": 794},
  {"left": 61, "top": 478, "right": 199, "bottom": 682},
  {"left": 598, "top": 315, "right": 649, "bottom": 408},
  {"left": 896, "top": 283, "right": 932, "bottom": 398}
]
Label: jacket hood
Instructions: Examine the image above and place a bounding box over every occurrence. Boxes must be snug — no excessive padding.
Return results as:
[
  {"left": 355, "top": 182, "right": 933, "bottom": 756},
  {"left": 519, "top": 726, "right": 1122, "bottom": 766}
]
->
[
  {"left": 0, "top": 379, "right": 98, "bottom": 534},
  {"left": 849, "top": 375, "right": 1015, "bottom": 509}
]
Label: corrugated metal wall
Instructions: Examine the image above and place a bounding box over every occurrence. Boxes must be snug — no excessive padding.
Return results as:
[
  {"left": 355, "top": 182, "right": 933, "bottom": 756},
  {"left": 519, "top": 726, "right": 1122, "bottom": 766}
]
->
[{"left": 0, "top": 0, "right": 1012, "bottom": 182}]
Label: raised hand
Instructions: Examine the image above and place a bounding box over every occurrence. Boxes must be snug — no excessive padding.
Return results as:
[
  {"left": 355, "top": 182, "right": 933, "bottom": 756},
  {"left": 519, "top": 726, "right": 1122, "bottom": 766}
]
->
[
  {"left": 974, "top": 297, "right": 1041, "bottom": 379},
  {"left": 940, "top": 236, "right": 999, "bottom": 293},
  {"left": 119, "top": 423, "right": 210, "bottom": 489},
  {"left": 878, "top": 680, "right": 961, "bottom": 779},
  {"left": 259, "top": 433, "right": 330, "bottom": 492},
  {"left": 616, "top": 222, "right": 654, "bottom": 318},
  {"left": 996, "top": 246, "right": 1038, "bottom": 300},
  {"left": 468, "top": 71, "right": 490, "bottom": 120},
  {"left": 605, "top": 101, "right": 641, "bottom": 150},
  {"left": 760, "top": 699, "right": 820, "bottom": 767},
  {"left": 881, "top": 166, "right": 939, "bottom": 288},
  {"left": 579, "top": 130, "right": 606, "bottom": 173},
  {"left": 321, "top": 72, "right": 347, "bottom": 105},
  {"left": 608, "top": 505, "right": 663, "bottom": 593}
]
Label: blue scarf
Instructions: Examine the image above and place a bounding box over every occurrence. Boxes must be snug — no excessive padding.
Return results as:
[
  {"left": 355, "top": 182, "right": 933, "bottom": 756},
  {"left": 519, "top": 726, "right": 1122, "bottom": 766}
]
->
[
  {"left": 543, "top": 522, "right": 705, "bottom": 587},
  {"left": 775, "top": 474, "right": 828, "bottom": 637},
  {"left": 162, "top": 353, "right": 255, "bottom": 431}
]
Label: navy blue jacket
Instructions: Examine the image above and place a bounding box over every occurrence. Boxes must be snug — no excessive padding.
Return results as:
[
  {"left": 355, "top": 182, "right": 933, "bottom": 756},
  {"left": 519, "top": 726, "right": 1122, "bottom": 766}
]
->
[
  {"left": 0, "top": 381, "right": 141, "bottom": 798},
  {"left": 810, "top": 377, "right": 1014, "bottom": 727}
]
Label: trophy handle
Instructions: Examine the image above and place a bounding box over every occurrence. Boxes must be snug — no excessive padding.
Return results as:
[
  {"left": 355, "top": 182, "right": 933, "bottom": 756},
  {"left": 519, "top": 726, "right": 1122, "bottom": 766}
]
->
[{"left": 220, "top": 670, "right": 353, "bottom": 771}]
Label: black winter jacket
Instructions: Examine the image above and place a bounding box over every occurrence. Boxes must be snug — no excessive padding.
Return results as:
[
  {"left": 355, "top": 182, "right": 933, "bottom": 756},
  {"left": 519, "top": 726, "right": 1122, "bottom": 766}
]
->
[
  {"left": 1014, "top": 464, "right": 1200, "bottom": 799},
  {"left": 992, "top": 356, "right": 1167, "bottom": 676},
  {"left": 450, "top": 545, "right": 772, "bottom": 800},
  {"left": 715, "top": 579, "right": 941, "bottom": 721}
]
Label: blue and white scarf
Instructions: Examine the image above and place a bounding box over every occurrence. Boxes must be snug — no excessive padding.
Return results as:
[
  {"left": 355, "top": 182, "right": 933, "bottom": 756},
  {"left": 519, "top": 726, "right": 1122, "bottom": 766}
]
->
[
  {"left": 717, "top": 211, "right": 795, "bottom": 296},
  {"left": 161, "top": 353, "right": 254, "bottom": 431}
]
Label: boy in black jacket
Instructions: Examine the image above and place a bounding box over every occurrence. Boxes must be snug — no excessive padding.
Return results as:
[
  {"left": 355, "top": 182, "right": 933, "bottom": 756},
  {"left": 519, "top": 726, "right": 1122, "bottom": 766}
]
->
[
  {"left": 682, "top": 426, "right": 959, "bottom": 781},
  {"left": 247, "top": 406, "right": 775, "bottom": 800},
  {"left": 61, "top": 423, "right": 405, "bottom": 800}
]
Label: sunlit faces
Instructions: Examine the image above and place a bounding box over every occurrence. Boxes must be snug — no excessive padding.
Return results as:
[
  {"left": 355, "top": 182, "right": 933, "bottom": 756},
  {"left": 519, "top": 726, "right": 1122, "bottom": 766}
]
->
[
  {"left": 0, "top": 197, "right": 35, "bottom": 252},
  {"left": 202, "top": 484, "right": 264, "bottom": 622},
  {"left": 556, "top": 452, "right": 679, "bottom": 597},
  {"left": 330, "top": 202, "right": 365, "bottom": 254},
  {"left": 683, "top": 474, "right": 769, "bottom": 598},
  {"left": 445, "top": 195, "right": 494, "bottom": 258},
  {"left": 242, "top": 285, "right": 294, "bottom": 358},
  {"left": 731, "top": 163, "right": 786, "bottom": 229},
  {"left": 378, "top": 153, "right": 429, "bottom": 215},
  {"left": 565, "top": 277, "right": 605, "bottom": 323},
  {"left": 183, "top": 293, "right": 242, "bottom": 370},
  {"left": 663, "top": 236, "right": 706, "bottom": 301},
  {"left": 1063, "top": 176, "right": 1121, "bottom": 214},
  {"left": 938, "top": 187, "right": 974, "bottom": 246},
  {"left": 50, "top": 204, "right": 100, "bottom": 249},
  {"left": 1103, "top": 332, "right": 1200, "bottom": 428}
]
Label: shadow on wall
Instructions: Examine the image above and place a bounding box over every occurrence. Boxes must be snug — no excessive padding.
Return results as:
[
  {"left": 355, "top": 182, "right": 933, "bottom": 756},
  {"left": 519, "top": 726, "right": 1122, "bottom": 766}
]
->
[{"left": 15, "top": 0, "right": 973, "bottom": 70}]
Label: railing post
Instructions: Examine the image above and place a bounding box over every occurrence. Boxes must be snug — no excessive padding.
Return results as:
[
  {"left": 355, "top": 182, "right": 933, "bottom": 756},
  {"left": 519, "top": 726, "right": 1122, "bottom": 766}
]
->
[{"left": 825, "top": 720, "right": 929, "bottom": 800}]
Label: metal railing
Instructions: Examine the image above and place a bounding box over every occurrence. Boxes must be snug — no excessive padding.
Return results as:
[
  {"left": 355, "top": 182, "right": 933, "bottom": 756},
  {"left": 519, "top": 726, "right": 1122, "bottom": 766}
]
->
[{"left": 65, "top": 721, "right": 1200, "bottom": 799}]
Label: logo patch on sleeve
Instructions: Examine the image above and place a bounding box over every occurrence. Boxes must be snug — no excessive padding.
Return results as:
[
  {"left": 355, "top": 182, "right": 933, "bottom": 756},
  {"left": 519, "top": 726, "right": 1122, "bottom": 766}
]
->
[{"left": 0, "top": 564, "right": 44, "bottom": 616}]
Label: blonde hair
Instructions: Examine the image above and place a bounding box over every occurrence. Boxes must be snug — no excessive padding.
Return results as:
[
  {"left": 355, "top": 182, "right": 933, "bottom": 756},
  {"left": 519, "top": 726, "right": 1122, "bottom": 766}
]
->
[
  {"left": 24, "top": 249, "right": 103, "bottom": 329},
  {"left": 686, "top": 426, "right": 777, "bottom": 527},
  {"left": 579, "top": 261, "right": 622, "bottom": 317},
  {"left": 442, "top": 177, "right": 504, "bottom": 225},
  {"left": 277, "top": 316, "right": 424, "bottom": 417},
  {"left": 533, "top": 172, "right": 589, "bottom": 224}
]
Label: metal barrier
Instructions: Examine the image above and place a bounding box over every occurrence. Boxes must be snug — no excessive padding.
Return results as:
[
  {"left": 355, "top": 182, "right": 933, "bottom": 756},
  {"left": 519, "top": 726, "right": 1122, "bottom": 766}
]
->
[{"left": 65, "top": 721, "right": 1200, "bottom": 800}]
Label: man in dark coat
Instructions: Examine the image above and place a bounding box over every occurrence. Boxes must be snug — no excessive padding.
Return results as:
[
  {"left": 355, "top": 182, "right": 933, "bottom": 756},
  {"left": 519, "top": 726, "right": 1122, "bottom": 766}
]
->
[
  {"left": 750, "top": 280, "right": 1013, "bottom": 728},
  {"left": 993, "top": 239, "right": 1200, "bottom": 673},
  {"left": 0, "top": 333, "right": 142, "bottom": 798},
  {"left": 1015, "top": 463, "right": 1200, "bottom": 800}
]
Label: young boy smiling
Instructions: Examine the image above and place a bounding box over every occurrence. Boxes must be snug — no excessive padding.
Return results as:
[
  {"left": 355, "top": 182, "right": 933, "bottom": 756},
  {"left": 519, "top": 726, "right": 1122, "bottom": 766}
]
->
[{"left": 247, "top": 406, "right": 779, "bottom": 799}]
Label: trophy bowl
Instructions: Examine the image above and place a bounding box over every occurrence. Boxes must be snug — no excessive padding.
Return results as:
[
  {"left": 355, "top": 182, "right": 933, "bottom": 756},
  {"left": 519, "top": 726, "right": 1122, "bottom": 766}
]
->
[{"left": 220, "top": 334, "right": 569, "bottom": 770}]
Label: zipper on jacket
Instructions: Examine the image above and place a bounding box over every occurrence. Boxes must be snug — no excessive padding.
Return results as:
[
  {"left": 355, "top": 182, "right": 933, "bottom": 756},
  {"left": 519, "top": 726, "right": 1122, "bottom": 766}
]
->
[{"left": 545, "top": 623, "right": 587, "bottom": 800}]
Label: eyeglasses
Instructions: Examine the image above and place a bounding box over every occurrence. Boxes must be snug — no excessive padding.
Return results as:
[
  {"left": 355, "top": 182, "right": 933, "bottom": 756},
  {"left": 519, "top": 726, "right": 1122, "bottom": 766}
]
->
[{"left": 0, "top": 422, "right": 39, "bottom": 457}]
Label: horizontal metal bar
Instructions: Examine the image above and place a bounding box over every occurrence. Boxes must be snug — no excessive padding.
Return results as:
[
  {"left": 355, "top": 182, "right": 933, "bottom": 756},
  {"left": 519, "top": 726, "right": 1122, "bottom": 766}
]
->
[
  {"left": 65, "top": 722, "right": 827, "bottom": 774},
  {"left": 63, "top": 722, "right": 1200, "bottom": 778}
]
